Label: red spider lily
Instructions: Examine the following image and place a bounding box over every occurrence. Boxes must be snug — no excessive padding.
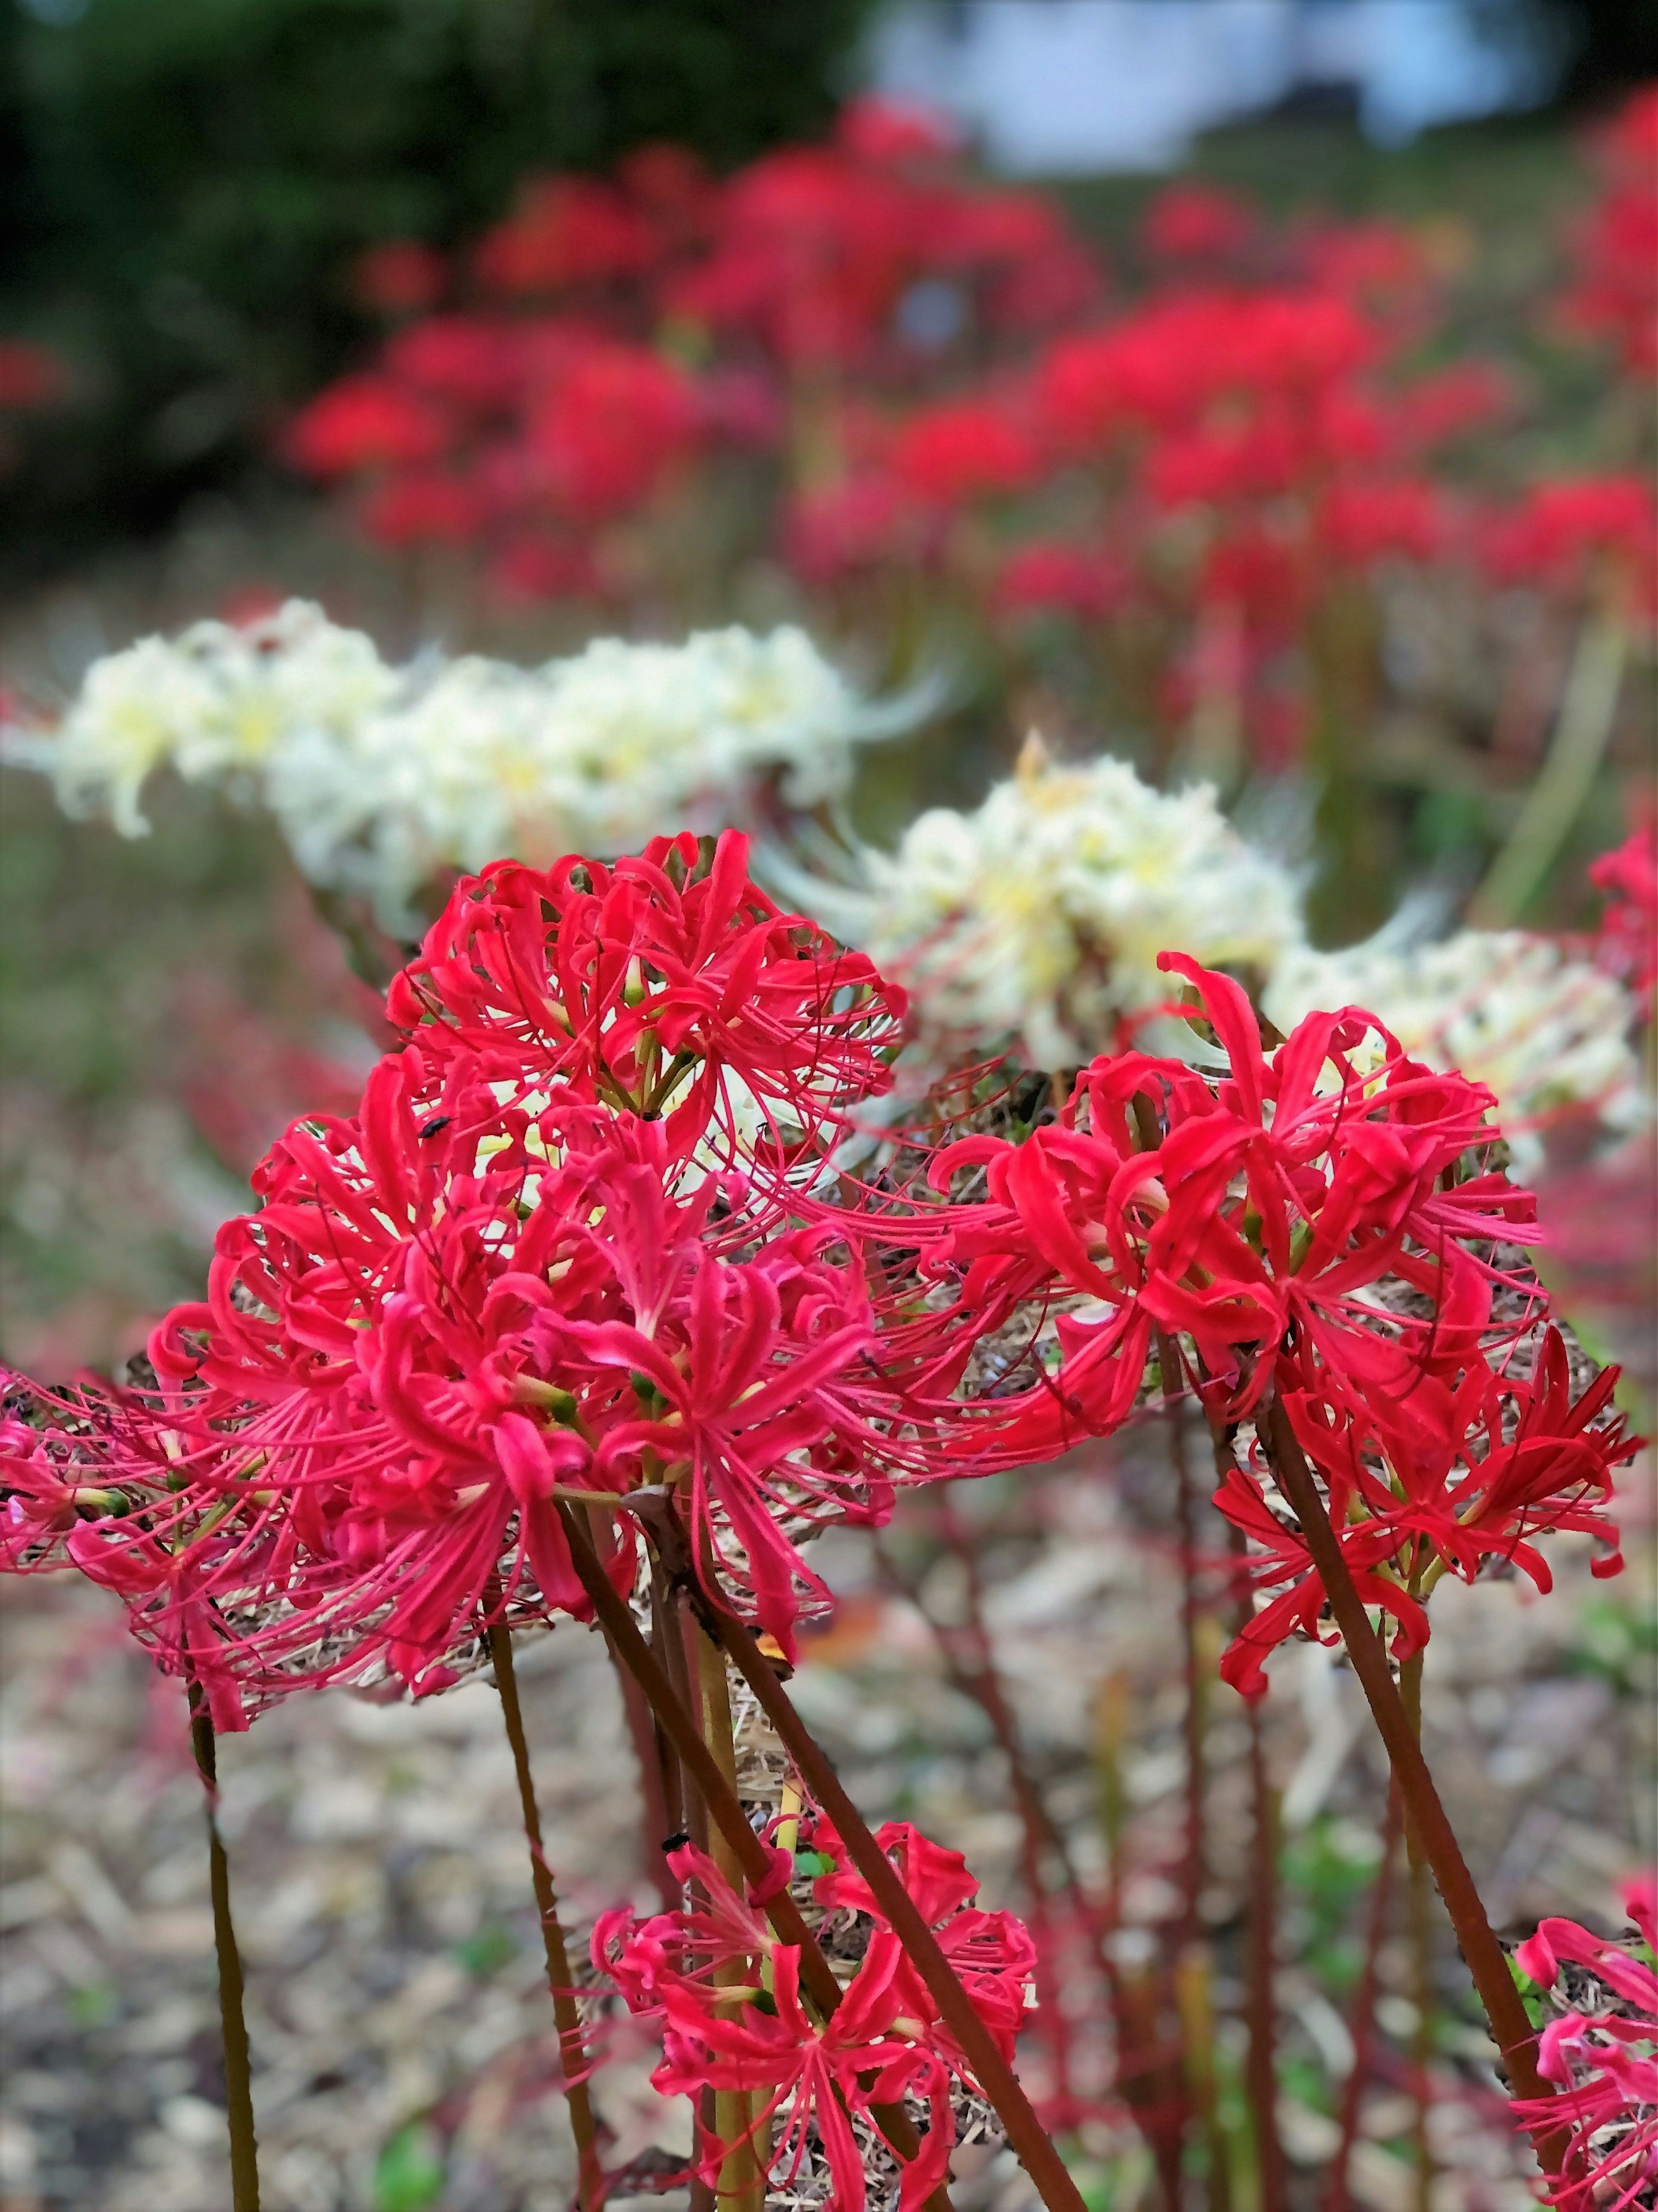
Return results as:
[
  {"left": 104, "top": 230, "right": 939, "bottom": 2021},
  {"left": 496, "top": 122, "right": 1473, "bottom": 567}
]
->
[
  {"left": 1590, "top": 820, "right": 1658, "bottom": 1011},
  {"left": 354, "top": 239, "right": 447, "bottom": 316},
  {"left": 892, "top": 394, "right": 1045, "bottom": 510},
  {"left": 1295, "top": 216, "right": 1435, "bottom": 315},
  {"left": 387, "top": 829, "right": 905, "bottom": 1167},
  {"left": 474, "top": 176, "right": 659, "bottom": 296},
  {"left": 807, "top": 1818, "right": 1038, "bottom": 2071},
  {"left": 1393, "top": 358, "right": 1513, "bottom": 448},
  {"left": 1558, "top": 86, "right": 1658, "bottom": 380},
  {"left": 1483, "top": 476, "right": 1655, "bottom": 598},
  {"left": 285, "top": 375, "right": 450, "bottom": 476},
  {"left": 383, "top": 316, "right": 529, "bottom": 409},
  {"left": 146, "top": 1055, "right": 924, "bottom": 1668},
  {"left": 669, "top": 147, "right": 925, "bottom": 370},
  {"left": 594, "top": 1815, "right": 1035, "bottom": 2209},
  {"left": 520, "top": 340, "right": 698, "bottom": 521},
  {"left": 359, "top": 471, "right": 490, "bottom": 548},
  {"left": 835, "top": 95, "right": 960, "bottom": 167},
  {"left": 925, "top": 953, "right": 1537, "bottom": 1460},
  {"left": 0, "top": 1381, "right": 344, "bottom": 1728},
  {"left": 1, "top": 837, "right": 927, "bottom": 1697},
  {"left": 784, "top": 476, "right": 916, "bottom": 586},
  {"left": 1215, "top": 1328, "right": 1638, "bottom": 1695},
  {"left": 1141, "top": 183, "right": 1255, "bottom": 264},
  {"left": 1316, "top": 477, "right": 1447, "bottom": 568},
  {"left": 1043, "top": 289, "right": 1380, "bottom": 451},
  {"left": 995, "top": 540, "right": 1130, "bottom": 624},
  {"left": 5, "top": 1079, "right": 909, "bottom": 1699},
  {"left": 1511, "top": 1877, "right": 1658, "bottom": 2212}
]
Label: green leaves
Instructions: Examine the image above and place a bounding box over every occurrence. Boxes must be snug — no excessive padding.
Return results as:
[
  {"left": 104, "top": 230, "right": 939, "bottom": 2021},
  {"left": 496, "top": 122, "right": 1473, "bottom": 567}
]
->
[{"left": 371, "top": 2120, "right": 445, "bottom": 2212}]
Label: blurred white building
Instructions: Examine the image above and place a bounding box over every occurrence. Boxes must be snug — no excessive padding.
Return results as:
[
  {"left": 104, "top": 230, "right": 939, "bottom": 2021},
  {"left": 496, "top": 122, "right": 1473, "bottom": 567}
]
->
[{"left": 870, "top": 0, "right": 1553, "bottom": 170}]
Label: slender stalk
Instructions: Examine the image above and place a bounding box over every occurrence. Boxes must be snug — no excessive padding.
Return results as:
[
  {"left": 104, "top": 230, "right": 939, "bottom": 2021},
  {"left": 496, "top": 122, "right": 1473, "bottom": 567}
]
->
[
  {"left": 1470, "top": 605, "right": 1629, "bottom": 927},
  {"left": 1174, "top": 1943, "right": 1230, "bottom": 2212},
  {"left": 486, "top": 1620, "right": 603, "bottom": 2209},
  {"left": 1160, "top": 1345, "right": 1207, "bottom": 1963},
  {"left": 876, "top": 1516, "right": 1082, "bottom": 2117},
  {"left": 1399, "top": 1653, "right": 1436, "bottom": 2212},
  {"left": 704, "top": 1592, "right": 1092, "bottom": 2212},
  {"left": 650, "top": 1566, "right": 694, "bottom": 1840},
  {"left": 186, "top": 1682, "right": 260, "bottom": 2212},
  {"left": 693, "top": 1624, "right": 766, "bottom": 2212},
  {"left": 1094, "top": 1672, "right": 1186, "bottom": 2212},
  {"left": 1217, "top": 1490, "right": 1285, "bottom": 2212},
  {"left": 1155, "top": 1331, "right": 1227, "bottom": 2210},
  {"left": 1258, "top": 1398, "right": 1557, "bottom": 2139},
  {"left": 1239, "top": 1698, "right": 1282, "bottom": 2212},
  {"left": 661, "top": 1581, "right": 716, "bottom": 2212},
  {"left": 1320, "top": 1788, "right": 1402, "bottom": 2212},
  {"left": 609, "top": 1632, "right": 683, "bottom": 1912},
  {"left": 553, "top": 1502, "right": 954, "bottom": 2208}
]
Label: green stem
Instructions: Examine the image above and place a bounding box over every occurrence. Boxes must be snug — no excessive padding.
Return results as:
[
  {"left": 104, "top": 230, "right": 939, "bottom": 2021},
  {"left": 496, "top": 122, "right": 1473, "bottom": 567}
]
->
[
  {"left": 186, "top": 1683, "right": 260, "bottom": 2212},
  {"left": 486, "top": 1619, "right": 603, "bottom": 2210},
  {"left": 1470, "top": 607, "right": 1629, "bottom": 927}
]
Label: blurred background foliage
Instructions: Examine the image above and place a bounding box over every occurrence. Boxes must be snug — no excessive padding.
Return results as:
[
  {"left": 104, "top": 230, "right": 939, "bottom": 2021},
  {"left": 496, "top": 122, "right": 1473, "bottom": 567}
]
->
[
  {"left": 2, "top": 0, "right": 1652, "bottom": 589},
  {"left": 0, "top": 0, "right": 876, "bottom": 576}
]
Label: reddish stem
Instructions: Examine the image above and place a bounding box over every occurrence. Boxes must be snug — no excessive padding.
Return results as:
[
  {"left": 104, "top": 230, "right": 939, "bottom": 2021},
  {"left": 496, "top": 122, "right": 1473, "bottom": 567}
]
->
[
  {"left": 608, "top": 1633, "right": 683, "bottom": 1913},
  {"left": 1216, "top": 1473, "right": 1285, "bottom": 2212},
  {"left": 704, "top": 1591, "right": 1091, "bottom": 2212},
  {"left": 876, "top": 1513, "right": 1082, "bottom": 2117},
  {"left": 1321, "top": 1786, "right": 1402, "bottom": 2212},
  {"left": 187, "top": 1681, "right": 261, "bottom": 2212},
  {"left": 1155, "top": 1330, "right": 1229, "bottom": 2211},
  {"left": 553, "top": 1503, "right": 952, "bottom": 2208},
  {"left": 486, "top": 1620, "right": 604, "bottom": 2209},
  {"left": 1258, "top": 1396, "right": 1558, "bottom": 2147},
  {"left": 1240, "top": 1692, "right": 1283, "bottom": 2212}
]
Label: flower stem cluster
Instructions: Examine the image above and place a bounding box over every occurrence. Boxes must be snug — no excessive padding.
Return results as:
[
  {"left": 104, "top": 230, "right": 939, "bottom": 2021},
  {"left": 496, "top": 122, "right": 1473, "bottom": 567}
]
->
[
  {"left": 594, "top": 1811, "right": 1035, "bottom": 2210},
  {"left": 917, "top": 951, "right": 1640, "bottom": 1695}
]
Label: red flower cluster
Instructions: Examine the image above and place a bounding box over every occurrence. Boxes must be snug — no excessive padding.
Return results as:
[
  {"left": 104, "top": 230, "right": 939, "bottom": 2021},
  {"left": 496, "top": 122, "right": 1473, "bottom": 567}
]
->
[
  {"left": 285, "top": 98, "right": 1098, "bottom": 599},
  {"left": 1511, "top": 1876, "right": 1658, "bottom": 2212},
  {"left": 288, "top": 84, "right": 1654, "bottom": 759},
  {"left": 1558, "top": 86, "right": 1658, "bottom": 378},
  {"left": 1590, "top": 820, "right": 1658, "bottom": 1011},
  {"left": 594, "top": 1811, "right": 1035, "bottom": 2208},
  {"left": 921, "top": 954, "right": 1639, "bottom": 1694},
  {"left": 1484, "top": 475, "right": 1656, "bottom": 604},
  {"left": 2, "top": 851, "right": 1641, "bottom": 1735},
  {"left": 0, "top": 835, "right": 936, "bottom": 1721}
]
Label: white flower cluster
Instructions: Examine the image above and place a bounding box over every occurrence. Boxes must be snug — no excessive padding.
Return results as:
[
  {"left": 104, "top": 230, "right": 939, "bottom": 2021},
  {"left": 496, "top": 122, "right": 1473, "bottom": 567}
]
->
[
  {"left": 1263, "top": 929, "right": 1646, "bottom": 1163},
  {"left": 17, "top": 603, "right": 914, "bottom": 930},
  {"left": 40, "top": 599, "right": 398, "bottom": 840},
  {"left": 780, "top": 735, "right": 1645, "bottom": 1155},
  {"left": 10, "top": 601, "right": 1644, "bottom": 1151},
  {"left": 781, "top": 735, "right": 1301, "bottom": 1071}
]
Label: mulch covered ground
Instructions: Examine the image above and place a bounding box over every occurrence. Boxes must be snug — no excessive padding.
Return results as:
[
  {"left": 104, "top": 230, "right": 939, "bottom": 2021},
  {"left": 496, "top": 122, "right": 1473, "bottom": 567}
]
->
[{"left": 0, "top": 1421, "right": 1649, "bottom": 2212}]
